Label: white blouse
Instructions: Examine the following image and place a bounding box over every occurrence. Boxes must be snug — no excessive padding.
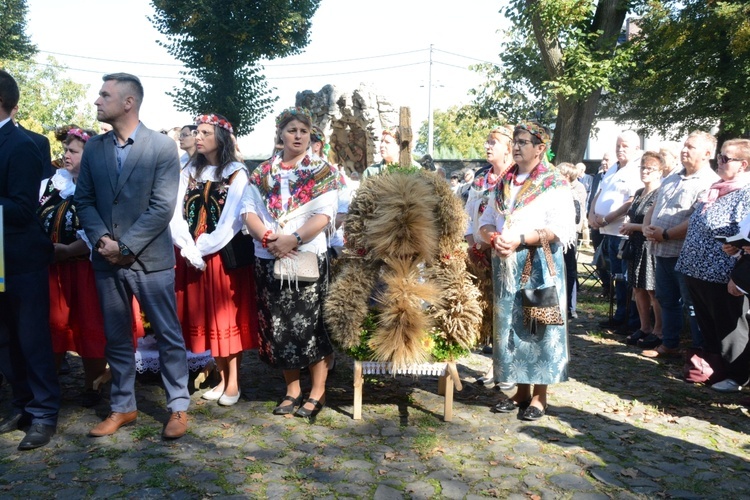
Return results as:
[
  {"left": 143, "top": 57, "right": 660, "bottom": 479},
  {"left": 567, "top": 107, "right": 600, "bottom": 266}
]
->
[
  {"left": 240, "top": 172, "right": 337, "bottom": 259},
  {"left": 478, "top": 183, "right": 577, "bottom": 249},
  {"left": 170, "top": 161, "right": 248, "bottom": 258}
]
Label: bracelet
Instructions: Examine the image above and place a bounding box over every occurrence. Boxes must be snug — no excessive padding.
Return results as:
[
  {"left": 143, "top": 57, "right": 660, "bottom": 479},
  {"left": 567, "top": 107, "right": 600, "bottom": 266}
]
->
[
  {"left": 662, "top": 228, "right": 670, "bottom": 241},
  {"left": 292, "top": 231, "right": 303, "bottom": 247},
  {"left": 261, "top": 229, "right": 273, "bottom": 248},
  {"left": 471, "top": 244, "right": 485, "bottom": 260},
  {"left": 490, "top": 232, "right": 500, "bottom": 247},
  {"left": 602, "top": 215, "right": 608, "bottom": 225},
  {"left": 519, "top": 233, "right": 525, "bottom": 246}
]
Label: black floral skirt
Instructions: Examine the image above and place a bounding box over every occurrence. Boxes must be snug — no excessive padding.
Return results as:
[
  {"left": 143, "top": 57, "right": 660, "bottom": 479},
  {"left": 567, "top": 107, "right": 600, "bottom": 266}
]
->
[{"left": 254, "top": 256, "right": 333, "bottom": 370}]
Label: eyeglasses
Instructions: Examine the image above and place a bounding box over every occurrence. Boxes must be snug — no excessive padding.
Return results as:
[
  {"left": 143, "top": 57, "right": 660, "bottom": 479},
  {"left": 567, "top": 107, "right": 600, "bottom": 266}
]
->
[
  {"left": 484, "top": 140, "right": 498, "bottom": 147},
  {"left": 192, "top": 130, "right": 214, "bottom": 139},
  {"left": 718, "top": 154, "right": 743, "bottom": 164},
  {"left": 179, "top": 133, "right": 192, "bottom": 139},
  {"left": 512, "top": 139, "right": 533, "bottom": 147},
  {"left": 640, "top": 166, "right": 659, "bottom": 172}
]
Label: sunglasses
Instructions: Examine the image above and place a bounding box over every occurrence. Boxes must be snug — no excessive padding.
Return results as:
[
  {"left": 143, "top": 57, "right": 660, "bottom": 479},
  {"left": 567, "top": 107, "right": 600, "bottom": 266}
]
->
[{"left": 718, "top": 154, "right": 743, "bottom": 164}]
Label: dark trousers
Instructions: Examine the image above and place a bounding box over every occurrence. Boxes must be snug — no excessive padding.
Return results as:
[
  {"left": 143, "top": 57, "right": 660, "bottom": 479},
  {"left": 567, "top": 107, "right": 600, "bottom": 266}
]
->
[
  {"left": 686, "top": 276, "right": 750, "bottom": 385},
  {"left": 605, "top": 235, "right": 628, "bottom": 322},
  {"left": 591, "top": 229, "right": 610, "bottom": 292},
  {"left": 0, "top": 268, "right": 60, "bottom": 425},
  {"left": 563, "top": 241, "right": 578, "bottom": 314}
]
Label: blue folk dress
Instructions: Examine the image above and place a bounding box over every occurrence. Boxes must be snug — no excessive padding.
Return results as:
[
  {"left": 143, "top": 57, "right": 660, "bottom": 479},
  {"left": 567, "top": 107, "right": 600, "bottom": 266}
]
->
[{"left": 478, "top": 164, "right": 577, "bottom": 385}]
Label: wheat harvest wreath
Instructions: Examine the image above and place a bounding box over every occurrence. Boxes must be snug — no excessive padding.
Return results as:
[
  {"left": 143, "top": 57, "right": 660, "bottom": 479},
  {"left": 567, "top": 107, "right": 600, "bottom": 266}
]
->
[{"left": 324, "top": 165, "right": 483, "bottom": 419}]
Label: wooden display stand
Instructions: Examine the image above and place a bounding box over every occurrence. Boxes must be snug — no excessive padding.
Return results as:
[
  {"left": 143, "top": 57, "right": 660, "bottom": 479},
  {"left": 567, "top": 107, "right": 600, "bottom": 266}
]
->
[{"left": 352, "top": 361, "right": 463, "bottom": 421}]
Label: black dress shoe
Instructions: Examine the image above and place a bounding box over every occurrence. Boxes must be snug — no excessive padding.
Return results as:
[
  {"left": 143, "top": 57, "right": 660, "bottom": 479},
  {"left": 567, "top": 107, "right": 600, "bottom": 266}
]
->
[
  {"left": 598, "top": 319, "right": 625, "bottom": 330},
  {"left": 492, "top": 398, "right": 530, "bottom": 413},
  {"left": 625, "top": 329, "right": 648, "bottom": 346},
  {"left": 294, "top": 397, "right": 325, "bottom": 419},
  {"left": 637, "top": 333, "right": 662, "bottom": 349},
  {"left": 273, "top": 394, "right": 302, "bottom": 415},
  {"left": 0, "top": 413, "right": 31, "bottom": 433},
  {"left": 482, "top": 345, "right": 493, "bottom": 355},
  {"left": 18, "top": 423, "right": 56, "bottom": 450},
  {"left": 58, "top": 354, "right": 71, "bottom": 375},
  {"left": 521, "top": 405, "right": 547, "bottom": 421}
]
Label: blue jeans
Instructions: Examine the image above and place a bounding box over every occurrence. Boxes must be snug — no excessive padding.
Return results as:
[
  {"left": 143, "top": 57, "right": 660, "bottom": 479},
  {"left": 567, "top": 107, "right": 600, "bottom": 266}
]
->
[
  {"left": 655, "top": 256, "right": 702, "bottom": 349},
  {"left": 605, "top": 235, "right": 628, "bottom": 322}
]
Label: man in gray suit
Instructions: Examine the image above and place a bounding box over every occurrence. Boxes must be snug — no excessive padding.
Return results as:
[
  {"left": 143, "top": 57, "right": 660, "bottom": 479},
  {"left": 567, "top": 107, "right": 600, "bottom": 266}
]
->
[{"left": 75, "top": 73, "right": 190, "bottom": 439}]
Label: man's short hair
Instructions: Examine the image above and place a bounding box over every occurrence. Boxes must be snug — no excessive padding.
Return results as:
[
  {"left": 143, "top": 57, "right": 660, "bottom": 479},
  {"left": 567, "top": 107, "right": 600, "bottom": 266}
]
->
[
  {"left": 686, "top": 130, "right": 717, "bottom": 153},
  {"left": 103, "top": 72, "right": 144, "bottom": 107},
  {"left": 0, "top": 70, "right": 20, "bottom": 114},
  {"left": 617, "top": 130, "right": 641, "bottom": 146}
]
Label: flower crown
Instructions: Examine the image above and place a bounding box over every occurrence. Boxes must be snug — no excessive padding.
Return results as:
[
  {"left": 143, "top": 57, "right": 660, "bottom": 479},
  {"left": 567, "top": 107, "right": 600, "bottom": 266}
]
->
[
  {"left": 275, "top": 107, "right": 312, "bottom": 127},
  {"left": 515, "top": 121, "right": 550, "bottom": 144},
  {"left": 490, "top": 125, "right": 513, "bottom": 141},
  {"left": 67, "top": 128, "right": 91, "bottom": 143},
  {"left": 194, "top": 114, "right": 234, "bottom": 134}
]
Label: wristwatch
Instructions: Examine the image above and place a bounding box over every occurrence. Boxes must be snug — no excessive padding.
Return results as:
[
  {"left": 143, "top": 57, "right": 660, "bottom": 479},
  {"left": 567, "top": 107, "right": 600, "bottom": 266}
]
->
[
  {"left": 118, "top": 242, "right": 132, "bottom": 256},
  {"left": 519, "top": 233, "right": 526, "bottom": 246},
  {"left": 662, "top": 229, "right": 670, "bottom": 241}
]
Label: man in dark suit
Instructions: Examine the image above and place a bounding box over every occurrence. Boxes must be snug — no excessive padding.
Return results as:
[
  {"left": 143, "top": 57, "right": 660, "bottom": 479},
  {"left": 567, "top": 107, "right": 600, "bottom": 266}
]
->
[
  {"left": 11, "top": 107, "right": 54, "bottom": 180},
  {"left": 0, "top": 70, "right": 60, "bottom": 450},
  {"left": 75, "top": 73, "right": 190, "bottom": 439}
]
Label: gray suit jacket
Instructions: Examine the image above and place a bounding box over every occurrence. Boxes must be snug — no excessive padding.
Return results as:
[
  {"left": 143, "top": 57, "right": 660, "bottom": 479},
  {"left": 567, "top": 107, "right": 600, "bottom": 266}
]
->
[{"left": 74, "top": 124, "right": 180, "bottom": 272}]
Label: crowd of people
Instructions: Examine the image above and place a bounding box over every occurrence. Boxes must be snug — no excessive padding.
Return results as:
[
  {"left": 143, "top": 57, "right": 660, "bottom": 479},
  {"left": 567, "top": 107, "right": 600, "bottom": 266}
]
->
[{"left": 1, "top": 69, "right": 748, "bottom": 453}]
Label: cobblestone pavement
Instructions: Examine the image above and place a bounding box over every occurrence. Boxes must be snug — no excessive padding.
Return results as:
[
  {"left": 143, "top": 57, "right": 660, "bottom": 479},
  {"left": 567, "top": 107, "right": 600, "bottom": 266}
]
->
[{"left": 2, "top": 287, "right": 749, "bottom": 499}]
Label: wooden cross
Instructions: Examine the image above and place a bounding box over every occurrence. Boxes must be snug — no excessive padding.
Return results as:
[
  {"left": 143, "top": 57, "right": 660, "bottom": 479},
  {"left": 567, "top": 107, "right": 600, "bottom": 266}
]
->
[{"left": 397, "top": 106, "right": 413, "bottom": 167}]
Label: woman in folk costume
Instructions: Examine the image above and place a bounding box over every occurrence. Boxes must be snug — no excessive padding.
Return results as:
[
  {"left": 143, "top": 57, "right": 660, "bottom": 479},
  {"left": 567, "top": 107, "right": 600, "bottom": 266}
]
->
[
  {"left": 170, "top": 113, "right": 258, "bottom": 407},
  {"left": 241, "top": 107, "right": 340, "bottom": 419},
  {"left": 38, "top": 127, "right": 107, "bottom": 407},
  {"left": 465, "top": 125, "right": 515, "bottom": 388},
  {"left": 478, "top": 122, "right": 576, "bottom": 421}
]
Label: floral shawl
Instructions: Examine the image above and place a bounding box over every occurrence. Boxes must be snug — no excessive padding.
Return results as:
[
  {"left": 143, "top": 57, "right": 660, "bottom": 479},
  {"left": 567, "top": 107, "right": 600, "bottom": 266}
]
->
[
  {"left": 249, "top": 151, "right": 341, "bottom": 220},
  {"left": 493, "top": 162, "right": 568, "bottom": 226}
]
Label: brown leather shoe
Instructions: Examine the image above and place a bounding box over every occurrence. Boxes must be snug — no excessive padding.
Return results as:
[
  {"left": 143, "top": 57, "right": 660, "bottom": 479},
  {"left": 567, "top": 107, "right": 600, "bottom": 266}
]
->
[
  {"left": 641, "top": 345, "right": 681, "bottom": 359},
  {"left": 89, "top": 411, "right": 137, "bottom": 437},
  {"left": 163, "top": 411, "right": 188, "bottom": 439}
]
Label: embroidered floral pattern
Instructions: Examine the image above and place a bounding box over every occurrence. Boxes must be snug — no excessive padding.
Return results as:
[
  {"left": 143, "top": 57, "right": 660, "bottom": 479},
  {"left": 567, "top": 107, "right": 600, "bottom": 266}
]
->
[
  {"left": 494, "top": 163, "right": 567, "bottom": 226},
  {"left": 249, "top": 152, "right": 340, "bottom": 220}
]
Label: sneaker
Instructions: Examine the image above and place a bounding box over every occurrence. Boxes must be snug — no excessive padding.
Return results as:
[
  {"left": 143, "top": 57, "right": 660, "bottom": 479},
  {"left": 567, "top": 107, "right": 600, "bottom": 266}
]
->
[{"left": 711, "top": 378, "right": 743, "bottom": 392}]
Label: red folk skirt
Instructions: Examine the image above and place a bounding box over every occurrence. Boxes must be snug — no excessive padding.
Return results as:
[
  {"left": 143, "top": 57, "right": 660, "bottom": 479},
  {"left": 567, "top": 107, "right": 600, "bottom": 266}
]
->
[
  {"left": 175, "top": 250, "right": 259, "bottom": 358},
  {"left": 49, "top": 259, "right": 107, "bottom": 358}
]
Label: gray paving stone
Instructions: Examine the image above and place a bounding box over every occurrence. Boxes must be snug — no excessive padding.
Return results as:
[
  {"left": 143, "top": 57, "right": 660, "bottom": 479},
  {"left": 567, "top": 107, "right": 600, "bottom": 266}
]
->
[
  {"left": 404, "top": 480, "right": 435, "bottom": 499},
  {"left": 549, "top": 473, "right": 596, "bottom": 491},
  {"left": 341, "top": 459, "right": 374, "bottom": 469},
  {"left": 440, "top": 479, "right": 470, "bottom": 499},
  {"left": 93, "top": 483, "right": 125, "bottom": 497},
  {"left": 374, "top": 484, "right": 404, "bottom": 500}
]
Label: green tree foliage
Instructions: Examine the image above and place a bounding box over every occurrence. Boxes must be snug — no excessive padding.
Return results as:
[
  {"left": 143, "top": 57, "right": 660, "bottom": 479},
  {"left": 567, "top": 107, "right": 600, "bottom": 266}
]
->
[
  {"left": 0, "top": 0, "right": 36, "bottom": 60},
  {"left": 150, "top": 0, "right": 320, "bottom": 136},
  {"left": 1, "top": 57, "right": 96, "bottom": 156},
  {"left": 603, "top": 0, "right": 750, "bottom": 141},
  {"left": 472, "top": 0, "right": 641, "bottom": 162},
  {"left": 416, "top": 105, "right": 495, "bottom": 159}
]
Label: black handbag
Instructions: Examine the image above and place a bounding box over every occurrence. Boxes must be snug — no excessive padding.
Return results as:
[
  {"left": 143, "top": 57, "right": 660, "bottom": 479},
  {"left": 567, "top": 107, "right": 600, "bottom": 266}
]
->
[
  {"left": 519, "top": 229, "right": 564, "bottom": 334},
  {"left": 220, "top": 231, "right": 255, "bottom": 270},
  {"left": 618, "top": 238, "right": 635, "bottom": 260}
]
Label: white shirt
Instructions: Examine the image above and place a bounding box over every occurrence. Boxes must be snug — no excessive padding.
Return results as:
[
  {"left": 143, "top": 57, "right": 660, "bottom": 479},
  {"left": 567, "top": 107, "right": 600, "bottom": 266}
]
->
[{"left": 593, "top": 160, "right": 643, "bottom": 236}]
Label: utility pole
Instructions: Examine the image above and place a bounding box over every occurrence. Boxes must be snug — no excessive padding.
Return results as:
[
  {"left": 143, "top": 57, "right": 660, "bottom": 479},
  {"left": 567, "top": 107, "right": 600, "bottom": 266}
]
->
[{"left": 427, "top": 44, "right": 434, "bottom": 157}]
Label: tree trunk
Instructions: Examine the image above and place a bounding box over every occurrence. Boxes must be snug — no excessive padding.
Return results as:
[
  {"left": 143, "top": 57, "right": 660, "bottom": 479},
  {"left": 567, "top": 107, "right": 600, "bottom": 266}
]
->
[{"left": 552, "top": 89, "right": 602, "bottom": 163}]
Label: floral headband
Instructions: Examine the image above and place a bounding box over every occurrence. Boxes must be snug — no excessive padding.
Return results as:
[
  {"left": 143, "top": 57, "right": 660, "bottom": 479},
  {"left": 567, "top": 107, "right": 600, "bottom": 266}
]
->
[
  {"left": 275, "top": 106, "right": 313, "bottom": 127},
  {"left": 67, "top": 128, "right": 91, "bottom": 143},
  {"left": 194, "top": 114, "right": 234, "bottom": 134},
  {"left": 490, "top": 125, "right": 513, "bottom": 141},
  {"left": 515, "top": 121, "right": 550, "bottom": 144}
]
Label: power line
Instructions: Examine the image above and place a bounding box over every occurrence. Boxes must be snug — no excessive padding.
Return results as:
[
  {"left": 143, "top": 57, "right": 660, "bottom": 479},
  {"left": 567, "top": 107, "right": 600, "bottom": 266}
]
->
[
  {"left": 432, "top": 48, "right": 496, "bottom": 65},
  {"left": 433, "top": 61, "right": 476, "bottom": 71},
  {"left": 267, "top": 62, "right": 427, "bottom": 80},
  {"left": 38, "top": 48, "right": 429, "bottom": 69}
]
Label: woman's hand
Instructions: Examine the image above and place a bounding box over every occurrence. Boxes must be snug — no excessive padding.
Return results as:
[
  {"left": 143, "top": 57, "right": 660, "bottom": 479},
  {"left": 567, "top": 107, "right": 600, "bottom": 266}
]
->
[
  {"left": 53, "top": 243, "right": 70, "bottom": 263},
  {"left": 619, "top": 223, "right": 633, "bottom": 236},
  {"left": 266, "top": 233, "right": 299, "bottom": 259},
  {"left": 728, "top": 278, "right": 745, "bottom": 297},
  {"left": 494, "top": 232, "right": 521, "bottom": 259},
  {"left": 722, "top": 243, "right": 740, "bottom": 256}
]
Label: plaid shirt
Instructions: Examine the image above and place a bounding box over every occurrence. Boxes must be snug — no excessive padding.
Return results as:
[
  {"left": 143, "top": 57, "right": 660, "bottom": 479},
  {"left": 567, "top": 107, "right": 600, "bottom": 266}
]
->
[{"left": 651, "top": 166, "right": 719, "bottom": 258}]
